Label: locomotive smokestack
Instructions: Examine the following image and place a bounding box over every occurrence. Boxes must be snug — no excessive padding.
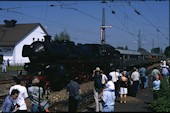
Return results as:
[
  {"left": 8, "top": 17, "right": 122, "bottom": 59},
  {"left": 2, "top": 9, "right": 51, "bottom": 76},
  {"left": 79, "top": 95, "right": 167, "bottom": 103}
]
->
[{"left": 44, "top": 35, "right": 51, "bottom": 42}]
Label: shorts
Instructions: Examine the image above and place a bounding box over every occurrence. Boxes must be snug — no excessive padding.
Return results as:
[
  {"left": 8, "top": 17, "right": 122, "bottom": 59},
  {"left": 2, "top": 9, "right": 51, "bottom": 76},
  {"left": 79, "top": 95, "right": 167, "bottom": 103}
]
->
[{"left": 119, "top": 87, "right": 128, "bottom": 95}]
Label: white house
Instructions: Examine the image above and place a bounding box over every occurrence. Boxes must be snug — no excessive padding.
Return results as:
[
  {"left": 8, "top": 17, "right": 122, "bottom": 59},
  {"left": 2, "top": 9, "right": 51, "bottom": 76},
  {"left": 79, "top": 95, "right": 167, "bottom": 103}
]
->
[{"left": 0, "top": 20, "right": 48, "bottom": 66}]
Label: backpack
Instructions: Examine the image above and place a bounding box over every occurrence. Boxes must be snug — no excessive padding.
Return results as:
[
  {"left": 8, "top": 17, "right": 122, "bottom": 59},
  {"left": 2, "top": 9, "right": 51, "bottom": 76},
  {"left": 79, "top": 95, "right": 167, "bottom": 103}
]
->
[{"left": 94, "top": 74, "right": 103, "bottom": 89}]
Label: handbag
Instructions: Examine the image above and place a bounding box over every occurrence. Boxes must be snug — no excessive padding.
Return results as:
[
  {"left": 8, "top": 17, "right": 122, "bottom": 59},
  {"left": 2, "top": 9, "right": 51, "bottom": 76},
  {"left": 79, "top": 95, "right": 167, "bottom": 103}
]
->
[
  {"left": 38, "top": 86, "right": 50, "bottom": 112},
  {"left": 38, "top": 100, "right": 50, "bottom": 112},
  {"left": 70, "top": 82, "right": 82, "bottom": 101}
]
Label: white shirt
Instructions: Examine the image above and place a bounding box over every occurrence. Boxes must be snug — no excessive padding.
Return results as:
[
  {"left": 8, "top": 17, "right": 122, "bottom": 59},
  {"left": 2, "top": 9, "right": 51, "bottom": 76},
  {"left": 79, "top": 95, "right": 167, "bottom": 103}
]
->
[
  {"left": 9, "top": 84, "right": 28, "bottom": 110},
  {"left": 106, "top": 81, "right": 115, "bottom": 90},
  {"left": 101, "top": 73, "right": 108, "bottom": 85},
  {"left": 131, "top": 71, "right": 140, "bottom": 81},
  {"left": 109, "top": 71, "right": 119, "bottom": 82}
]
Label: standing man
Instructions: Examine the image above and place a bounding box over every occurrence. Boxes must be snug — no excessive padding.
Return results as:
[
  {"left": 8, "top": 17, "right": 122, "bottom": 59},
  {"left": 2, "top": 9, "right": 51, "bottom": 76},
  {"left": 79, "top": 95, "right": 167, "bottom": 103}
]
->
[
  {"left": 67, "top": 74, "right": 81, "bottom": 112},
  {"left": 100, "top": 70, "right": 108, "bottom": 87},
  {"left": 92, "top": 67, "right": 103, "bottom": 112},
  {"left": 131, "top": 67, "right": 140, "bottom": 97},
  {"left": 109, "top": 68, "right": 120, "bottom": 99},
  {"left": 28, "top": 77, "right": 44, "bottom": 112},
  {"left": 9, "top": 78, "right": 29, "bottom": 112},
  {"left": 7, "top": 59, "right": 10, "bottom": 67},
  {"left": 139, "top": 66, "right": 147, "bottom": 89},
  {"left": 1, "top": 60, "right": 7, "bottom": 73}
]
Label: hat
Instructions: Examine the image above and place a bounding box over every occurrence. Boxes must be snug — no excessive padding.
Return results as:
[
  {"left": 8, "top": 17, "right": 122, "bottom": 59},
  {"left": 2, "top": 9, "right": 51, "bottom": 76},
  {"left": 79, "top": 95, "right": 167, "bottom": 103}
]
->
[
  {"left": 94, "top": 67, "right": 101, "bottom": 72},
  {"left": 106, "top": 81, "right": 115, "bottom": 90},
  {"left": 32, "top": 77, "right": 40, "bottom": 84}
]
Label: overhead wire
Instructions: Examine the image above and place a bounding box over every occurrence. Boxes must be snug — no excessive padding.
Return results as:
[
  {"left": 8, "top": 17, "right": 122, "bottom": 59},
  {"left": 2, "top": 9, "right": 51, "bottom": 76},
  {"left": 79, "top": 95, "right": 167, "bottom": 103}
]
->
[
  {"left": 128, "top": 1, "right": 168, "bottom": 40},
  {"left": 0, "top": 1, "right": 168, "bottom": 46}
]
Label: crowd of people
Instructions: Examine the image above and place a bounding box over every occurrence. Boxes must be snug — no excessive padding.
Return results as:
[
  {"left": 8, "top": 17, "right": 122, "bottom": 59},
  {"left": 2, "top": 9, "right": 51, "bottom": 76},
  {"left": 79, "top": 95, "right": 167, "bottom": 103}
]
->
[
  {"left": 91, "top": 60, "right": 170, "bottom": 112},
  {"left": 1, "top": 60, "right": 170, "bottom": 112},
  {"left": 1, "top": 76, "right": 50, "bottom": 113}
]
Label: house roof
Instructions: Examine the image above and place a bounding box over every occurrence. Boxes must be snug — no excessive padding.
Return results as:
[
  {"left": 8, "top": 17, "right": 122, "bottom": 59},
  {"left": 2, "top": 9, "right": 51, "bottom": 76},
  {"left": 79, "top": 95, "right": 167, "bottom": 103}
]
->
[{"left": 0, "top": 23, "right": 47, "bottom": 47}]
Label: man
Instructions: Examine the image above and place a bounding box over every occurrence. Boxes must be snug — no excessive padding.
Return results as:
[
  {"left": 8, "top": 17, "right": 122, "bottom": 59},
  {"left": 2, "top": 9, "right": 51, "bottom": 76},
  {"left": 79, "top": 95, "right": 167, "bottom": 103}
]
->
[
  {"left": 100, "top": 70, "right": 108, "bottom": 87},
  {"left": 1, "top": 89, "right": 20, "bottom": 113},
  {"left": 109, "top": 68, "right": 120, "bottom": 98},
  {"left": 92, "top": 67, "right": 103, "bottom": 112},
  {"left": 1, "top": 60, "right": 7, "bottom": 73},
  {"left": 9, "top": 78, "right": 28, "bottom": 112},
  {"left": 28, "top": 77, "right": 47, "bottom": 112},
  {"left": 67, "top": 74, "right": 81, "bottom": 112},
  {"left": 139, "top": 66, "right": 147, "bottom": 89},
  {"left": 131, "top": 67, "right": 140, "bottom": 97}
]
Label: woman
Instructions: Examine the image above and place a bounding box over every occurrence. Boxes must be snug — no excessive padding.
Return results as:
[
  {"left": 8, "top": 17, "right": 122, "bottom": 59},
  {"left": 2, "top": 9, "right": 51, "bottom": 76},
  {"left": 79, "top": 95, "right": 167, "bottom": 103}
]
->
[
  {"left": 119, "top": 71, "right": 128, "bottom": 103},
  {"left": 102, "top": 75, "right": 115, "bottom": 112}
]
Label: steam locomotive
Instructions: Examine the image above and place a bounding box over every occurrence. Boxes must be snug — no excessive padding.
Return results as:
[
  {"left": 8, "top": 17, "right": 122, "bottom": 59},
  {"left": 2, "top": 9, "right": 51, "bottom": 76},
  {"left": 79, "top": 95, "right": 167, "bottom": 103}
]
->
[{"left": 21, "top": 35, "right": 166, "bottom": 91}]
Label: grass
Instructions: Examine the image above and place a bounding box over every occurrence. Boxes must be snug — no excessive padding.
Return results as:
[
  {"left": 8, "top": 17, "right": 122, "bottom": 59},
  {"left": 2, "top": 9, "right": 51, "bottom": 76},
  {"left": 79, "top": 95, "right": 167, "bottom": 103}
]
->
[{"left": 6, "top": 66, "right": 24, "bottom": 71}]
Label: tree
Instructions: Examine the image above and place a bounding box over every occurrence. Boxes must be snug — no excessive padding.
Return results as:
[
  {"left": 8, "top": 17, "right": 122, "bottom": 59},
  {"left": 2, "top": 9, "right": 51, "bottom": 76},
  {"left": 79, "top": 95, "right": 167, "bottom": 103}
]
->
[
  {"left": 54, "top": 30, "right": 71, "bottom": 41},
  {"left": 125, "top": 45, "right": 128, "bottom": 50},
  {"left": 117, "top": 46, "right": 124, "bottom": 49},
  {"left": 151, "top": 47, "right": 161, "bottom": 54},
  {"left": 164, "top": 46, "right": 170, "bottom": 58},
  {"left": 138, "top": 47, "right": 147, "bottom": 52}
]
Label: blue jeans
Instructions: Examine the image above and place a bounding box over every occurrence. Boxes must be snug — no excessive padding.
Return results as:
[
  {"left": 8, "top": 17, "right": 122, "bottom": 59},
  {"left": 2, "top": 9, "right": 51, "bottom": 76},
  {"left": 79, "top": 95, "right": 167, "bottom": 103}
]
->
[
  {"left": 31, "top": 104, "right": 40, "bottom": 112},
  {"left": 144, "top": 76, "right": 148, "bottom": 88}
]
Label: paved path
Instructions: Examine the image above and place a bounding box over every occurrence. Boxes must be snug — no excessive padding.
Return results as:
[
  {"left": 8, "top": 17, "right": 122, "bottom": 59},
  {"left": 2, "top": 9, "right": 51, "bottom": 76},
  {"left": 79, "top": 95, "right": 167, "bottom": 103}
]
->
[
  {"left": 81, "top": 75, "right": 154, "bottom": 112},
  {"left": 114, "top": 87, "right": 153, "bottom": 112}
]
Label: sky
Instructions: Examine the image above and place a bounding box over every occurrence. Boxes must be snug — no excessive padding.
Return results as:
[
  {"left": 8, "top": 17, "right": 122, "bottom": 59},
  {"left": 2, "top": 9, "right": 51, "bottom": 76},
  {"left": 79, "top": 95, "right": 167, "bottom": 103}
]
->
[{"left": 0, "top": 0, "right": 169, "bottom": 52}]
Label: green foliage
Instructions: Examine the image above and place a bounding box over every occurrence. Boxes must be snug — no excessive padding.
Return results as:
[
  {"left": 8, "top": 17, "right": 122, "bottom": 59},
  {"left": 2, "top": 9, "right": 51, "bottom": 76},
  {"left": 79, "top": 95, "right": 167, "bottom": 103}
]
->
[
  {"left": 149, "top": 78, "right": 170, "bottom": 112},
  {"left": 54, "top": 30, "right": 71, "bottom": 41},
  {"left": 8, "top": 66, "right": 24, "bottom": 71},
  {"left": 151, "top": 47, "right": 161, "bottom": 54},
  {"left": 164, "top": 46, "right": 170, "bottom": 58}
]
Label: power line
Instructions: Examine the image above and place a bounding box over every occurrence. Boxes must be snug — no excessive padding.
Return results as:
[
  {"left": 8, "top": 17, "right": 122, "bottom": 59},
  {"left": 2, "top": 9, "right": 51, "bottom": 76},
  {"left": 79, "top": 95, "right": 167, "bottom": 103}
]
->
[{"left": 128, "top": 1, "right": 168, "bottom": 40}]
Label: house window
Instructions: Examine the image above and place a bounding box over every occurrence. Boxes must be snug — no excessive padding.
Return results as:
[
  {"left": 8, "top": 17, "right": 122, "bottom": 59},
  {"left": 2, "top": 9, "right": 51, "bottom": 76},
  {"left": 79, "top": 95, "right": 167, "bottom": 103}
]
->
[{"left": 0, "top": 47, "right": 13, "bottom": 52}]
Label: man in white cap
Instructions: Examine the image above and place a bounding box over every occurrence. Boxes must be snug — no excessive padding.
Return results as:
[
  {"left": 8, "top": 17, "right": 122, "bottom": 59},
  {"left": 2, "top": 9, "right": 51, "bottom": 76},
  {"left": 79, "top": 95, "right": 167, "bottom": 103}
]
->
[{"left": 92, "top": 67, "right": 104, "bottom": 112}]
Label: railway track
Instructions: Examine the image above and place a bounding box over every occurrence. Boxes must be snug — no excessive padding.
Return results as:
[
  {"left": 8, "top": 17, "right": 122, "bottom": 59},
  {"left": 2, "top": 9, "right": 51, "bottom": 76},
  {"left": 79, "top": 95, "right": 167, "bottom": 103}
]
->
[
  {"left": 0, "top": 80, "right": 14, "bottom": 85},
  {"left": 49, "top": 90, "right": 94, "bottom": 112}
]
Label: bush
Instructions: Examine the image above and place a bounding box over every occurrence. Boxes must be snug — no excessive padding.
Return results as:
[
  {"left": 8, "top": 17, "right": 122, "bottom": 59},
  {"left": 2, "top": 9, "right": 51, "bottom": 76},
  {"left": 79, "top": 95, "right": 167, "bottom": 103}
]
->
[{"left": 149, "top": 77, "right": 170, "bottom": 112}]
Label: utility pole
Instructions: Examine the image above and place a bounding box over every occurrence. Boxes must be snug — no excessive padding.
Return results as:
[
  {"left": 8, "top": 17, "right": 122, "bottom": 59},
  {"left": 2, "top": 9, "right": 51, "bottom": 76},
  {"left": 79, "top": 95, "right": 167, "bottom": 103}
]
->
[
  {"left": 100, "top": 8, "right": 112, "bottom": 45},
  {"left": 137, "top": 30, "right": 141, "bottom": 51},
  {"left": 152, "top": 38, "right": 154, "bottom": 49},
  {"left": 169, "top": 23, "right": 170, "bottom": 47}
]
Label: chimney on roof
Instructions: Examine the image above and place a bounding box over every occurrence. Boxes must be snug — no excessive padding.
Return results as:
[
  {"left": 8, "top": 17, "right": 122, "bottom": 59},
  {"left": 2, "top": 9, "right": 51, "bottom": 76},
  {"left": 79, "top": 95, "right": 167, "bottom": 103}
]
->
[
  {"left": 4, "top": 20, "right": 17, "bottom": 27},
  {"left": 44, "top": 35, "right": 51, "bottom": 42}
]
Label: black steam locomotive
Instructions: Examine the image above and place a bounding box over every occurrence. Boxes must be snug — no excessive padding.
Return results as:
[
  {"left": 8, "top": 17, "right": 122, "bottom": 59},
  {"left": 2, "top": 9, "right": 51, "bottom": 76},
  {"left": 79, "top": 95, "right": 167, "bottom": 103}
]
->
[{"left": 21, "top": 35, "right": 165, "bottom": 91}]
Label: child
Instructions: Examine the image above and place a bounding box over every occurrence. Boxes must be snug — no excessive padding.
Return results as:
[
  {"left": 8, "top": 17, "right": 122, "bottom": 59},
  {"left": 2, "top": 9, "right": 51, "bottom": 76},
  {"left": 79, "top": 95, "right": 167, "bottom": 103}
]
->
[{"left": 152, "top": 74, "right": 161, "bottom": 99}]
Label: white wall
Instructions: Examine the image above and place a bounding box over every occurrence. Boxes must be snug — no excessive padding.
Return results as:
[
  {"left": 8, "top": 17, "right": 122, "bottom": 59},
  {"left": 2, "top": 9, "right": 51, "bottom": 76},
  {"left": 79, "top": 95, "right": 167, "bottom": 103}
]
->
[{"left": 12, "top": 26, "right": 47, "bottom": 66}]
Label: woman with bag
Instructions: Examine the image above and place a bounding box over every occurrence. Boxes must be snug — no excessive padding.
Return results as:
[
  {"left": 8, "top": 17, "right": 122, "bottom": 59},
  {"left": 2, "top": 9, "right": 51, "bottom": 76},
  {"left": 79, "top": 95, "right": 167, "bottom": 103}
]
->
[
  {"left": 28, "top": 77, "right": 49, "bottom": 112},
  {"left": 66, "top": 74, "right": 82, "bottom": 112}
]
